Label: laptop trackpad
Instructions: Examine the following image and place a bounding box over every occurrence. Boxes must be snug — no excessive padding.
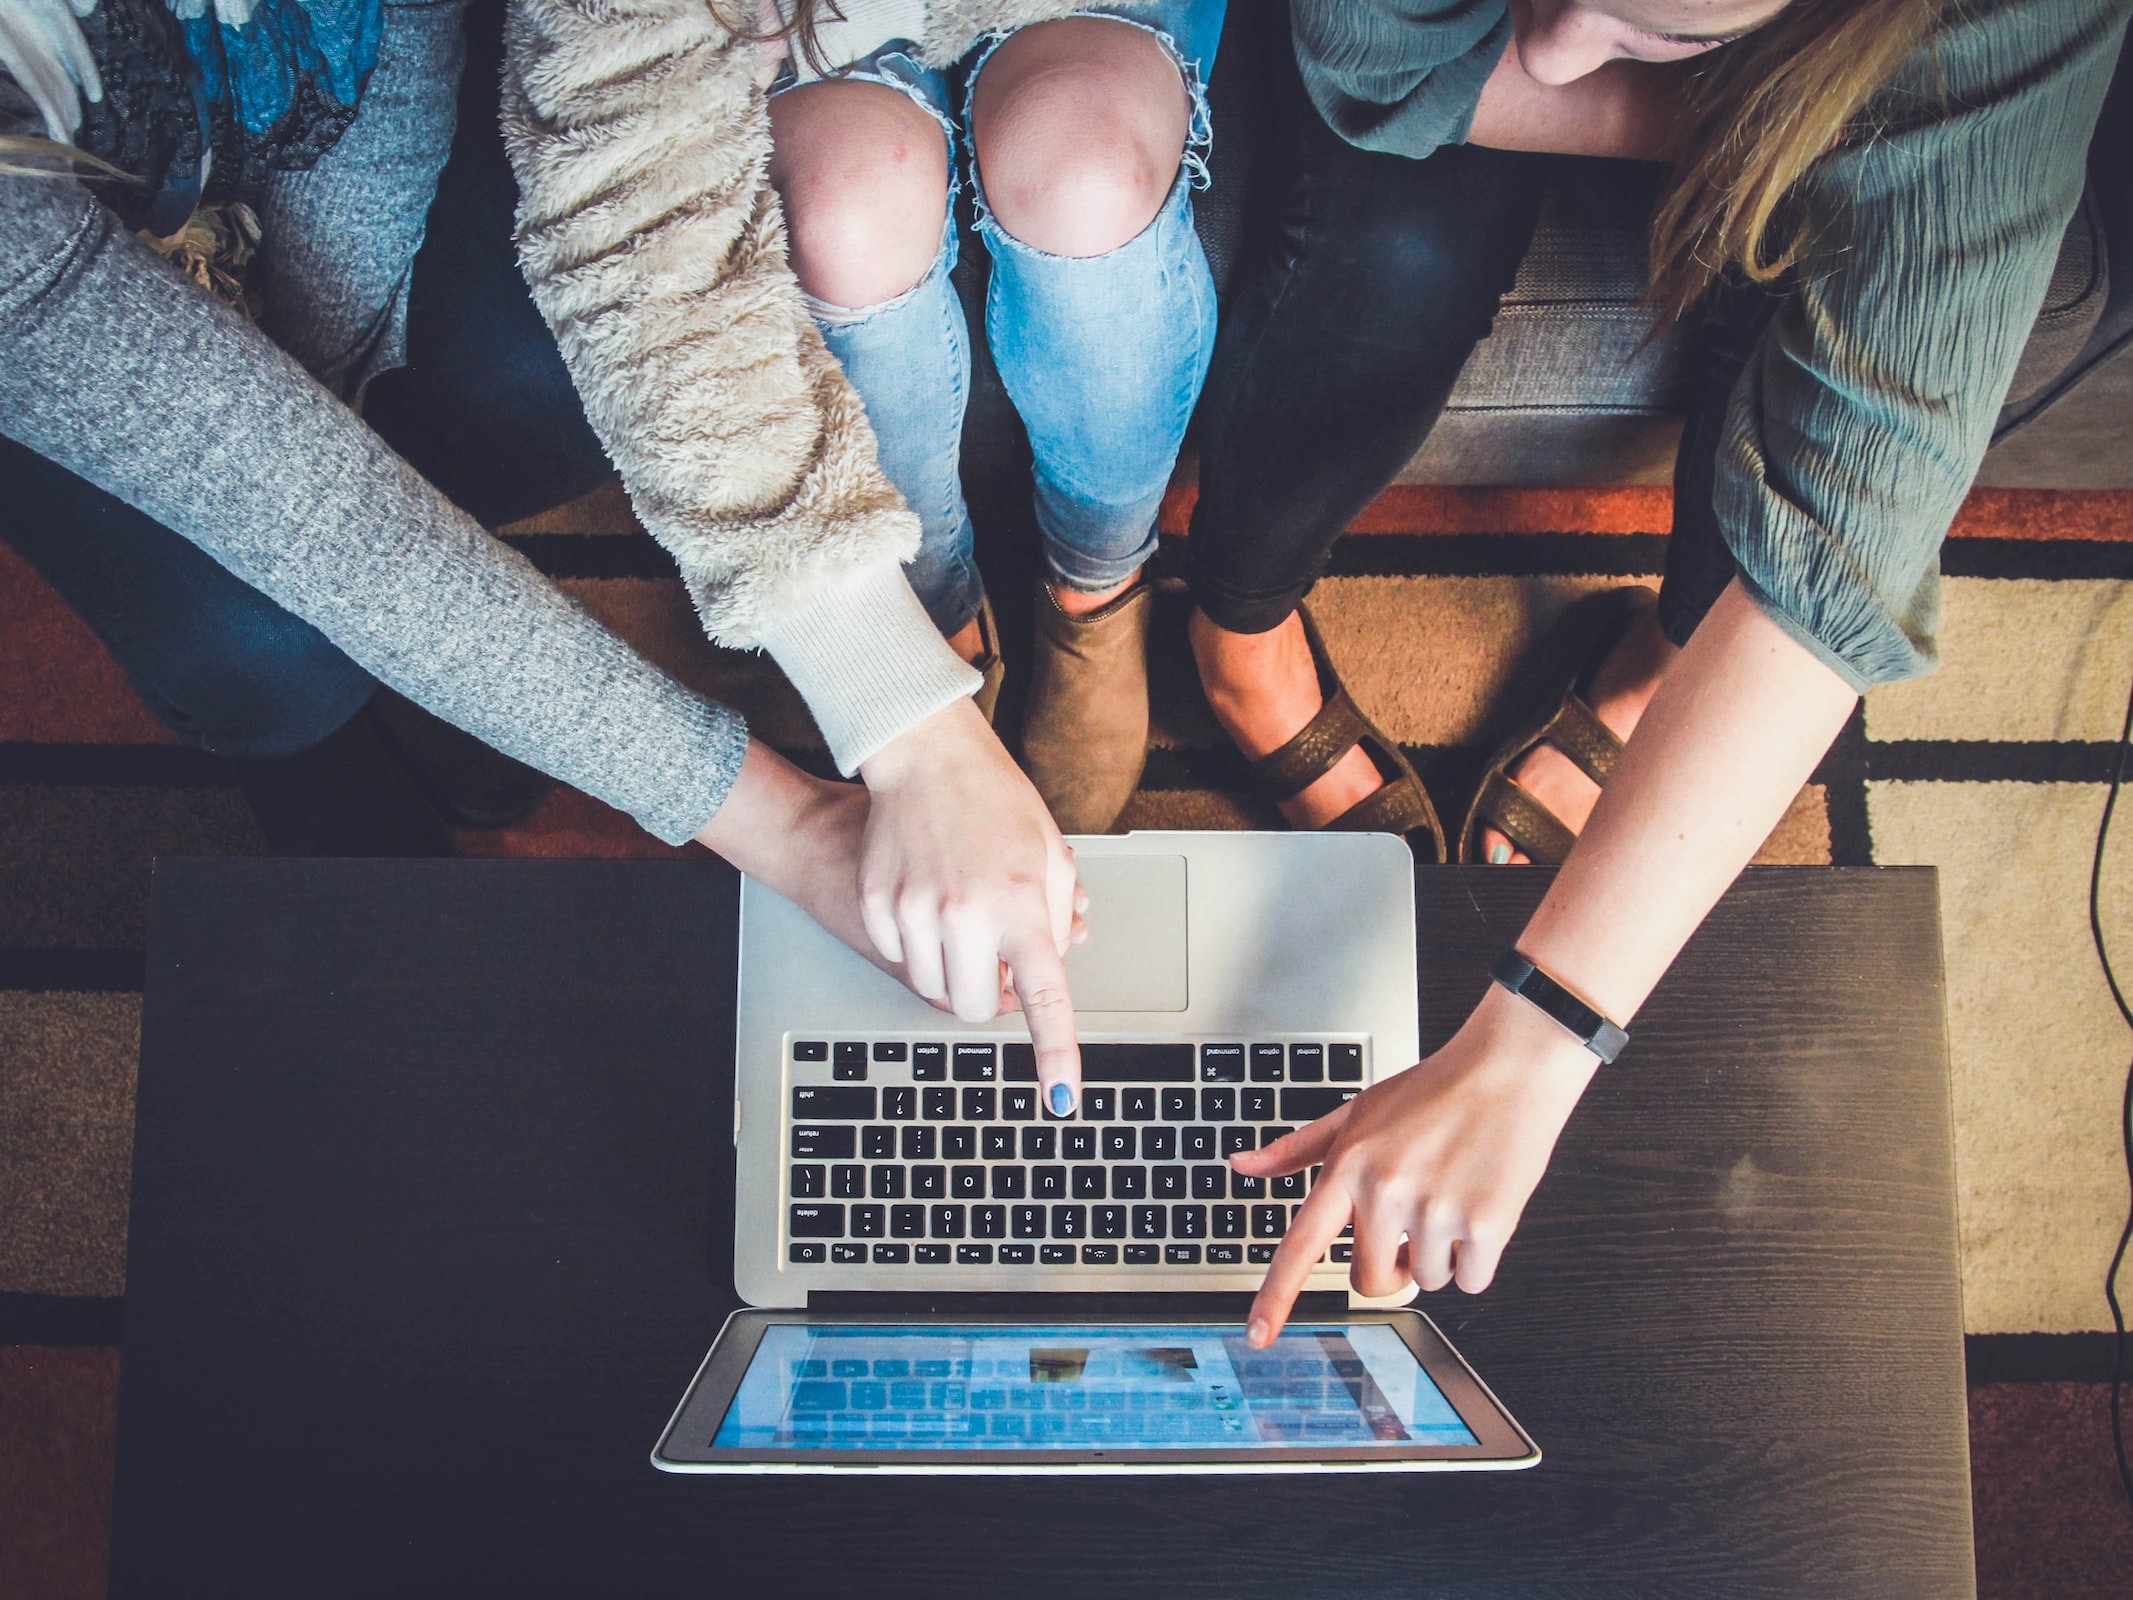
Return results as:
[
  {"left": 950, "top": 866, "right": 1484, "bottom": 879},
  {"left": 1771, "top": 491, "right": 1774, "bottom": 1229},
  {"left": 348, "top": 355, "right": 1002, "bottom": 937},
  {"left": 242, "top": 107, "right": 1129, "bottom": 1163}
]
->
[{"left": 1064, "top": 853, "right": 1188, "bottom": 1013}]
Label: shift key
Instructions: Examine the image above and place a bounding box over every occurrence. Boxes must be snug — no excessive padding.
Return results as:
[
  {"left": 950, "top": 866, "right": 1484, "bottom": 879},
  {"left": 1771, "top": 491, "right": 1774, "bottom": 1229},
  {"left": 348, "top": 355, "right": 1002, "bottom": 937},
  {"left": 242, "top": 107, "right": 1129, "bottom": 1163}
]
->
[
  {"left": 791, "top": 1085, "right": 877, "bottom": 1120},
  {"left": 1279, "top": 1087, "right": 1359, "bottom": 1122}
]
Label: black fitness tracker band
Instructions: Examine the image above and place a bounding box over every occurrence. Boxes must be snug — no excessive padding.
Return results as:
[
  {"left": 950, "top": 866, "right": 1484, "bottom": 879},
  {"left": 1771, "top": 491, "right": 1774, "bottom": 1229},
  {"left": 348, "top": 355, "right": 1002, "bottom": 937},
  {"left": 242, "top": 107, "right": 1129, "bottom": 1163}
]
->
[{"left": 1489, "top": 951, "right": 1630, "bottom": 1064}]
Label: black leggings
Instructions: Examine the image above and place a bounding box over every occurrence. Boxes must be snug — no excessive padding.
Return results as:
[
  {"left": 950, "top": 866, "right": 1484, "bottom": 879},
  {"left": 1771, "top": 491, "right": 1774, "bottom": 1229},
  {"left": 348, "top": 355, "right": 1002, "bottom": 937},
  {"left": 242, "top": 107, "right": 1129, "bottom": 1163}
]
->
[{"left": 1188, "top": 33, "right": 1764, "bottom": 648}]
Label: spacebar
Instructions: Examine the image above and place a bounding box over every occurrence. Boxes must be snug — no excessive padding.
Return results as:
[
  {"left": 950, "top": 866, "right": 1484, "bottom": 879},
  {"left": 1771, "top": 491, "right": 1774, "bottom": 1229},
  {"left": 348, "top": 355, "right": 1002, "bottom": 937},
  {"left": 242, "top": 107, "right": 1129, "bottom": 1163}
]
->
[{"left": 1001, "top": 1043, "right": 1196, "bottom": 1082}]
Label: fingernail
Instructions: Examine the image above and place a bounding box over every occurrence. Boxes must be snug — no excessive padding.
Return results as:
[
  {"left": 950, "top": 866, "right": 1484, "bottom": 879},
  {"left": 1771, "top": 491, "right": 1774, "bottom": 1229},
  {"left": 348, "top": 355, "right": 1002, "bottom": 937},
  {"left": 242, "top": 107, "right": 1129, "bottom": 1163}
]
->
[
  {"left": 1488, "top": 843, "right": 1511, "bottom": 865},
  {"left": 1247, "top": 1317, "right": 1271, "bottom": 1348},
  {"left": 1049, "top": 1082, "right": 1075, "bottom": 1116}
]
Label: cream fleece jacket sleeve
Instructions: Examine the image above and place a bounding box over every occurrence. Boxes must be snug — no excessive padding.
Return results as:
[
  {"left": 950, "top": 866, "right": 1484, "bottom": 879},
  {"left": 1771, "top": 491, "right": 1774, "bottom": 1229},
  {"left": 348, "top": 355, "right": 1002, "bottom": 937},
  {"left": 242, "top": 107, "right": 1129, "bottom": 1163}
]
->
[{"left": 501, "top": 0, "right": 978, "bottom": 774}]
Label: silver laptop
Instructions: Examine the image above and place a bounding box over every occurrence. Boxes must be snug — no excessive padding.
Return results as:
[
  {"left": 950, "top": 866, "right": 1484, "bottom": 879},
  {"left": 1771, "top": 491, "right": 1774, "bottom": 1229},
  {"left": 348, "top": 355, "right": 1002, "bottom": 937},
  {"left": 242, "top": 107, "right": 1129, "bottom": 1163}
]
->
[{"left": 654, "top": 831, "right": 1539, "bottom": 1471}]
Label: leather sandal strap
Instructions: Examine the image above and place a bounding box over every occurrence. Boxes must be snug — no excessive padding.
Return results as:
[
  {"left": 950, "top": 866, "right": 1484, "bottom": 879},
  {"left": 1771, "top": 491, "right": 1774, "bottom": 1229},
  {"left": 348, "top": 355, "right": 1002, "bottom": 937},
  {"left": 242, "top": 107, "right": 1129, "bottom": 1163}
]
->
[
  {"left": 1328, "top": 772, "right": 1439, "bottom": 841},
  {"left": 1474, "top": 771, "right": 1579, "bottom": 866},
  {"left": 1248, "top": 685, "right": 1376, "bottom": 805},
  {"left": 1535, "top": 693, "right": 1624, "bottom": 788}
]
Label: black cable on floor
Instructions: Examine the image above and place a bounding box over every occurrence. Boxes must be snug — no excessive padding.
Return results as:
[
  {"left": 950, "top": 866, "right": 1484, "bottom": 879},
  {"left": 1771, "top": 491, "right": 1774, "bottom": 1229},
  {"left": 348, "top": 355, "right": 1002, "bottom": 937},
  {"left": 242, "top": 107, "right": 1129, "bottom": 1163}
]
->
[{"left": 2095, "top": 654, "right": 2133, "bottom": 1511}]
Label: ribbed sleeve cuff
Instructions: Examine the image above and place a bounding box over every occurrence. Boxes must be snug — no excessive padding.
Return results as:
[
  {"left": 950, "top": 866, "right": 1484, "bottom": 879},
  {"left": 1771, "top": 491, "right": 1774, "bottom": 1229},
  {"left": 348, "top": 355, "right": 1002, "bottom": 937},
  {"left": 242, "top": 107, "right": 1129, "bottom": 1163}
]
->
[{"left": 752, "top": 560, "right": 981, "bottom": 774}]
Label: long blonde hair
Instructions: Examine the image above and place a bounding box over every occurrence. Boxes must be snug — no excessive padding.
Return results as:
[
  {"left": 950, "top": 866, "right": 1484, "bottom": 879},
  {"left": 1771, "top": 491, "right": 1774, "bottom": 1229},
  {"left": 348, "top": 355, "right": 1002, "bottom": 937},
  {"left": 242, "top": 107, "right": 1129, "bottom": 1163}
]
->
[
  {"left": 1649, "top": 0, "right": 1949, "bottom": 320},
  {"left": 709, "top": 0, "right": 846, "bottom": 76}
]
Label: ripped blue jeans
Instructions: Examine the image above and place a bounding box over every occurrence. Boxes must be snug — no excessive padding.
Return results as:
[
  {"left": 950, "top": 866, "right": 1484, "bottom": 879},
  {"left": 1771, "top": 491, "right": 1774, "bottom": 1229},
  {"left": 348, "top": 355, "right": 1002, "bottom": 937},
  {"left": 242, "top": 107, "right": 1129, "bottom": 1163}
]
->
[{"left": 782, "top": 1, "right": 1226, "bottom": 636}]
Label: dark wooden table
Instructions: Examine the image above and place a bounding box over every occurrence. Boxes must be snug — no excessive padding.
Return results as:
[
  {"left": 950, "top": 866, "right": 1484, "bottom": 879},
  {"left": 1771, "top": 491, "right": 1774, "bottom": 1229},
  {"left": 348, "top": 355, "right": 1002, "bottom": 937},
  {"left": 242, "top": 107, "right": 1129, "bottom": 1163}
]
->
[{"left": 111, "top": 859, "right": 1973, "bottom": 1599}]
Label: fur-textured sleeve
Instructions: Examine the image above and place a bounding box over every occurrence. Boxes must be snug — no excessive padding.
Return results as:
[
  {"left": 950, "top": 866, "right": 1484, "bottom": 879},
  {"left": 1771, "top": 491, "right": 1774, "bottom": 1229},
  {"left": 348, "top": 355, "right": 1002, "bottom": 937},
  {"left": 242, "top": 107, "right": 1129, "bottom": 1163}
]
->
[{"left": 501, "top": 0, "right": 977, "bottom": 772}]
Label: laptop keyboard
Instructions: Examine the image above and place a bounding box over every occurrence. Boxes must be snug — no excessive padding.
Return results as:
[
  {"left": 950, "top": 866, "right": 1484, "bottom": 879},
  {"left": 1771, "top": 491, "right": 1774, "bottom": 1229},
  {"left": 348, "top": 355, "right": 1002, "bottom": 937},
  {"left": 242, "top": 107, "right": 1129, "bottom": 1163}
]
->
[{"left": 783, "top": 1039, "right": 1365, "bottom": 1271}]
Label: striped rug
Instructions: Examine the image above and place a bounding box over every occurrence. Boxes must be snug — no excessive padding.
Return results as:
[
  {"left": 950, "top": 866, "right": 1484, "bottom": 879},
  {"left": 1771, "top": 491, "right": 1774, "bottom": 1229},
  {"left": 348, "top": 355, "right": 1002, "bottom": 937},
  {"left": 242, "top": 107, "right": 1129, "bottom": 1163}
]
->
[{"left": 2, "top": 480, "right": 2130, "bottom": 1594}]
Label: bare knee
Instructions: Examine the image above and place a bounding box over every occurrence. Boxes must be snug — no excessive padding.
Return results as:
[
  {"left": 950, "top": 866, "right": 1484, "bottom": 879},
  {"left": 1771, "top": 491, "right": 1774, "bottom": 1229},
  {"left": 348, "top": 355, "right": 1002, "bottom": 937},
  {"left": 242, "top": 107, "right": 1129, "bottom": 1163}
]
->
[
  {"left": 972, "top": 17, "right": 1191, "bottom": 259},
  {"left": 770, "top": 79, "right": 950, "bottom": 309}
]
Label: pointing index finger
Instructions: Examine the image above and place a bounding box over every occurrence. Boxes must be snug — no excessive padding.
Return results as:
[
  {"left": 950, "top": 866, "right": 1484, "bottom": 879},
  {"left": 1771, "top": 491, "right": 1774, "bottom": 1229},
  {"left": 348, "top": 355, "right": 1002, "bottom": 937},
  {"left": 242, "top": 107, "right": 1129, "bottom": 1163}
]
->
[
  {"left": 1245, "top": 1173, "right": 1353, "bottom": 1347},
  {"left": 1003, "top": 920, "right": 1081, "bottom": 1113}
]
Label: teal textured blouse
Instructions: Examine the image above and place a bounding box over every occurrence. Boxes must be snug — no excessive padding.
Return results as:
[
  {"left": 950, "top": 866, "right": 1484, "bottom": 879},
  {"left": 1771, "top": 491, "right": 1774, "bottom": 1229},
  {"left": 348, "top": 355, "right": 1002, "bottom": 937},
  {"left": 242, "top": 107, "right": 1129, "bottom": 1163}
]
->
[{"left": 1291, "top": 0, "right": 2131, "bottom": 689}]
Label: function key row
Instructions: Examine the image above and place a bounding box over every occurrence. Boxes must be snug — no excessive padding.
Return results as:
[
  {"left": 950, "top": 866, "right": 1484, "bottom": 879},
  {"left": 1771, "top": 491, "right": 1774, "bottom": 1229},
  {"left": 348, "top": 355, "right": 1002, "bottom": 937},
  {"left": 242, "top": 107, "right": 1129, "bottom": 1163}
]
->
[
  {"left": 789, "top": 1241, "right": 1346, "bottom": 1268},
  {"left": 789, "top": 1041, "right": 1364, "bottom": 1085},
  {"left": 791, "top": 1083, "right": 1358, "bottom": 1125}
]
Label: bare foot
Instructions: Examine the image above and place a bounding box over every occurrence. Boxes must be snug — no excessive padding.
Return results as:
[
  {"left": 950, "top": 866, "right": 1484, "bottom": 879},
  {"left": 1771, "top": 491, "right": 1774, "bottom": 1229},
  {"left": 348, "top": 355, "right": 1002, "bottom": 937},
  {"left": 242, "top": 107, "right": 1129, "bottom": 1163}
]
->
[
  {"left": 1480, "top": 605, "right": 1678, "bottom": 864},
  {"left": 1190, "top": 609, "right": 1383, "bottom": 829}
]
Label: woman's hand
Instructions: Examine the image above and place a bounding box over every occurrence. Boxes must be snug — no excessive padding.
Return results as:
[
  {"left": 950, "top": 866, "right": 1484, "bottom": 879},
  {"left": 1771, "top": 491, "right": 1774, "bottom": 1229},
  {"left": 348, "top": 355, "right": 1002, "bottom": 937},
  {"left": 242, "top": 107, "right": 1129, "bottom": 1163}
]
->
[{"left": 1235, "top": 983, "right": 1599, "bottom": 1346}]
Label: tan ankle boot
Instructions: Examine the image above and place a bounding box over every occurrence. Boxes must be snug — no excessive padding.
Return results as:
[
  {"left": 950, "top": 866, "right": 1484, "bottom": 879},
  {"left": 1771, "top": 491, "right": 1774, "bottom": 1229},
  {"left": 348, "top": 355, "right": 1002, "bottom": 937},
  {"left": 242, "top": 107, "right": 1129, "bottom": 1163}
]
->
[
  {"left": 1021, "top": 576, "right": 1153, "bottom": 834},
  {"left": 969, "top": 597, "right": 1006, "bottom": 725}
]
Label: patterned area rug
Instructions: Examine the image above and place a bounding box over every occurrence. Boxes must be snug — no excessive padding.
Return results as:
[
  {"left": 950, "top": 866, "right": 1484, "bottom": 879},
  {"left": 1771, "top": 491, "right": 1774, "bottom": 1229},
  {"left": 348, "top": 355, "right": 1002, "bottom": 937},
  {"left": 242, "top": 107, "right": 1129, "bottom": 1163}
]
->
[{"left": 1, "top": 480, "right": 2130, "bottom": 1594}]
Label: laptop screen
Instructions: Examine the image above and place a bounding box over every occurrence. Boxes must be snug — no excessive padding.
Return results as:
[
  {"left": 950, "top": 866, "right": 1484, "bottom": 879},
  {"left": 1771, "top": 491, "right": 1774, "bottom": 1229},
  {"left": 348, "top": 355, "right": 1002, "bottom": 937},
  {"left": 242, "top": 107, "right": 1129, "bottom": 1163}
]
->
[{"left": 711, "top": 1322, "right": 1479, "bottom": 1452}]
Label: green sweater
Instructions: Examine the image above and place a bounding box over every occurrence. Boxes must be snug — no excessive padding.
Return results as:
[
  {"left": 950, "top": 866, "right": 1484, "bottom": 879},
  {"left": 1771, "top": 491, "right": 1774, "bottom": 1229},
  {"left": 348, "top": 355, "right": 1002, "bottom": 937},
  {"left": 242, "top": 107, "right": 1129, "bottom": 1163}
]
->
[{"left": 1292, "top": 0, "right": 2131, "bottom": 689}]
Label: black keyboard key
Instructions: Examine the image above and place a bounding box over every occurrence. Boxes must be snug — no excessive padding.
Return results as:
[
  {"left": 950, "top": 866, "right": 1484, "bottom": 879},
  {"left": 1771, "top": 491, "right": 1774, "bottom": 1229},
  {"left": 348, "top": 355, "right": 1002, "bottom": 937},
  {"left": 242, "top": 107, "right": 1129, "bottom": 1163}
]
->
[
  {"left": 1071, "top": 1165, "right": 1107, "bottom": 1199},
  {"left": 789, "top": 1242, "right": 826, "bottom": 1263},
  {"left": 1181, "top": 1126, "right": 1216, "bottom": 1162},
  {"left": 1082, "top": 1088, "right": 1116, "bottom": 1121},
  {"left": 1102, "top": 1127, "right": 1137, "bottom": 1161},
  {"left": 1062, "top": 1126, "right": 1097, "bottom": 1160},
  {"left": 1330, "top": 1043, "right": 1364, "bottom": 1082},
  {"left": 791, "top": 1124, "right": 856, "bottom": 1160},
  {"left": 900, "top": 1126, "right": 936, "bottom": 1162},
  {"left": 1172, "top": 1204, "right": 1207, "bottom": 1239},
  {"left": 863, "top": 1126, "right": 897, "bottom": 1160},
  {"left": 1207, "top": 1242, "right": 1243, "bottom": 1264},
  {"left": 930, "top": 1204, "right": 965, "bottom": 1238},
  {"left": 789, "top": 1204, "right": 844, "bottom": 1238},
  {"left": 1093, "top": 1204, "right": 1127, "bottom": 1239},
  {"left": 982, "top": 1127, "right": 1016, "bottom": 1161},
  {"left": 790, "top": 1164, "right": 826, "bottom": 1198},
  {"left": 792, "top": 1040, "right": 828, "bottom": 1062},
  {"left": 873, "top": 1041, "right": 908, "bottom": 1062},
  {"left": 961, "top": 1087, "right": 997, "bottom": 1121},
  {"left": 1081, "top": 1244, "right": 1118, "bottom": 1264},
  {"left": 1213, "top": 1205, "right": 1246, "bottom": 1239},
  {"left": 832, "top": 1040, "right": 867, "bottom": 1072},
  {"left": 1331, "top": 1242, "right": 1354, "bottom": 1262},
  {"left": 952, "top": 1043, "right": 998, "bottom": 1081},
  {"left": 951, "top": 1165, "right": 986, "bottom": 1199},
  {"left": 791, "top": 1085, "right": 876, "bottom": 1121},
  {"left": 999, "top": 1243, "right": 1035, "bottom": 1265},
  {"left": 874, "top": 1243, "right": 910, "bottom": 1263},
  {"left": 991, "top": 1165, "right": 1027, "bottom": 1199},
  {"left": 911, "top": 1043, "right": 947, "bottom": 1081},
  {"left": 1230, "top": 1172, "right": 1265, "bottom": 1198},
  {"left": 1249, "top": 1043, "right": 1285, "bottom": 1082},
  {"left": 1005, "top": 1042, "right": 1193, "bottom": 1082},
  {"left": 1201, "top": 1088, "right": 1237, "bottom": 1122},
  {"left": 916, "top": 1243, "right": 950, "bottom": 1264},
  {"left": 1032, "top": 1164, "right": 1067, "bottom": 1200},
  {"left": 972, "top": 1204, "right": 1007, "bottom": 1239},
  {"left": 1051, "top": 1205, "right": 1087, "bottom": 1239},
  {"left": 1153, "top": 1165, "right": 1186, "bottom": 1200},
  {"left": 1121, "top": 1087, "right": 1157, "bottom": 1121},
  {"left": 1251, "top": 1205, "right": 1288, "bottom": 1238},
  {"left": 852, "top": 1204, "right": 886, "bottom": 1238},
  {"left": 1011, "top": 1205, "right": 1047, "bottom": 1239},
  {"left": 943, "top": 1125, "right": 977, "bottom": 1160},
  {"left": 1040, "top": 1244, "right": 1076, "bottom": 1265},
  {"left": 891, "top": 1205, "right": 926, "bottom": 1238},
  {"left": 1288, "top": 1043, "right": 1325, "bottom": 1082},
  {"left": 1165, "top": 1244, "right": 1202, "bottom": 1265},
  {"left": 1190, "top": 1165, "right": 1228, "bottom": 1199},
  {"left": 1248, "top": 1243, "right": 1277, "bottom": 1264},
  {"left": 832, "top": 1163, "right": 865, "bottom": 1199},
  {"left": 921, "top": 1086, "right": 956, "bottom": 1121},
  {"left": 1281, "top": 1087, "right": 1358, "bottom": 1122},
  {"left": 1261, "top": 1125, "right": 1295, "bottom": 1147},
  {"left": 1160, "top": 1088, "right": 1195, "bottom": 1122},
  {"left": 1021, "top": 1127, "right": 1057, "bottom": 1161},
  {"left": 1242, "top": 1086, "right": 1277, "bottom": 1121},
  {"left": 1003, "top": 1087, "right": 1037, "bottom": 1121},
  {"left": 1112, "top": 1165, "right": 1148, "bottom": 1199},
  {"left": 1125, "top": 1244, "right": 1160, "bottom": 1264},
  {"left": 883, "top": 1086, "right": 917, "bottom": 1121},
  {"left": 832, "top": 1242, "right": 866, "bottom": 1263},
  {"left": 833, "top": 1061, "right": 868, "bottom": 1083},
  {"left": 1130, "top": 1205, "right": 1167, "bottom": 1239},
  {"left": 1143, "top": 1127, "right": 1177, "bottom": 1161},
  {"left": 1200, "top": 1043, "right": 1246, "bottom": 1082},
  {"left": 1273, "top": 1171, "right": 1308, "bottom": 1199},
  {"left": 1220, "top": 1126, "right": 1256, "bottom": 1158},
  {"left": 870, "top": 1166, "right": 905, "bottom": 1200},
  {"left": 957, "top": 1243, "right": 994, "bottom": 1265},
  {"left": 911, "top": 1165, "right": 946, "bottom": 1200}
]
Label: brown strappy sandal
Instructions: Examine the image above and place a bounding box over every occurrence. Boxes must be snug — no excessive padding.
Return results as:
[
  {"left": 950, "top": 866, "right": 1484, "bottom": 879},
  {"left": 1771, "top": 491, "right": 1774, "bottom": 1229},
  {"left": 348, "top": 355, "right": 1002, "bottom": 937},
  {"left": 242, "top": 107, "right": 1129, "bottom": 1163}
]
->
[
  {"left": 1245, "top": 608, "right": 1448, "bottom": 862},
  {"left": 1457, "top": 585, "right": 1659, "bottom": 865}
]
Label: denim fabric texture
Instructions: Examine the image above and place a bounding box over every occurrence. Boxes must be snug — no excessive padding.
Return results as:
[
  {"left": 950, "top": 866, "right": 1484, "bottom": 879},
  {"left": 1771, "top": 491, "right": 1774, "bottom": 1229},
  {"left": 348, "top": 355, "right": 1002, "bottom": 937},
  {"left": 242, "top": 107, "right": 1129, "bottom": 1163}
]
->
[{"left": 786, "top": 0, "right": 1227, "bottom": 634}]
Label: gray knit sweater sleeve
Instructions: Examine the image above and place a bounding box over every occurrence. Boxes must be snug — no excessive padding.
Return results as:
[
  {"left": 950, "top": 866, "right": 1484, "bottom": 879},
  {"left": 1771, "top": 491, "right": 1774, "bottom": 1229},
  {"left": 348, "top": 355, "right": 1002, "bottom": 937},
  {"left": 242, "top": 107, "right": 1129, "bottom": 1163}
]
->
[
  {"left": 1289, "top": 0, "right": 1509, "bottom": 157},
  {"left": 0, "top": 176, "right": 747, "bottom": 846},
  {"left": 1716, "top": 0, "right": 2131, "bottom": 690}
]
